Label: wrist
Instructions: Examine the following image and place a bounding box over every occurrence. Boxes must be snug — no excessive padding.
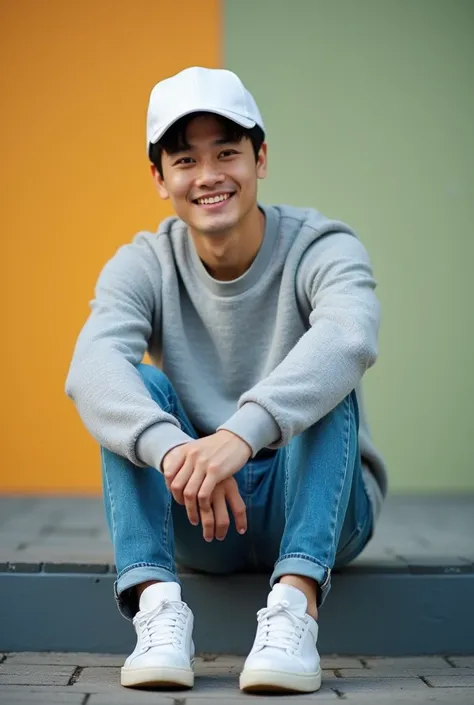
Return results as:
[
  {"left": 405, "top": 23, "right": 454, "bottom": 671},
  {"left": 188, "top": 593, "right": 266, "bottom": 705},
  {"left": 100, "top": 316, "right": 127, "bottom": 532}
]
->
[
  {"left": 217, "top": 402, "right": 280, "bottom": 457},
  {"left": 217, "top": 428, "right": 252, "bottom": 456},
  {"left": 136, "top": 423, "right": 193, "bottom": 471}
]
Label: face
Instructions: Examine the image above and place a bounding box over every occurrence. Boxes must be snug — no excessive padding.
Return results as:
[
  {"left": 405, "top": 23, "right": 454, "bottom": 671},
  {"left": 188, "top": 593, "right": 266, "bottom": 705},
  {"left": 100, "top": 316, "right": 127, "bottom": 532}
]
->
[{"left": 151, "top": 114, "right": 267, "bottom": 237}]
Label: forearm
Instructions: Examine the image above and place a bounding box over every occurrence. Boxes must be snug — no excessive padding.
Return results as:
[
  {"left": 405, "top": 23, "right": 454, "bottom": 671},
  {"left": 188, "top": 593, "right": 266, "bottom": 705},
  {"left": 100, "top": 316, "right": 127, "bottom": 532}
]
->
[{"left": 230, "top": 315, "right": 378, "bottom": 450}]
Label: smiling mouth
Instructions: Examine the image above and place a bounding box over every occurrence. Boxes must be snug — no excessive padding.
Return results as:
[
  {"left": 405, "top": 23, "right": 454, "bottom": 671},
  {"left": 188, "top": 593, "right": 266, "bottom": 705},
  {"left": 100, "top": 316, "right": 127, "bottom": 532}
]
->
[{"left": 192, "top": 193, "right": 235, "bottom": 207}]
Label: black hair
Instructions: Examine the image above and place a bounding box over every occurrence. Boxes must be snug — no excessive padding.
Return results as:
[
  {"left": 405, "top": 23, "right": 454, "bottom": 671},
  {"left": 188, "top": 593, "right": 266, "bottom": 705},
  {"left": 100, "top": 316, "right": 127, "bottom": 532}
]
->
[{"left": 148, "top": 111, "right": 265, "bottom": 178}]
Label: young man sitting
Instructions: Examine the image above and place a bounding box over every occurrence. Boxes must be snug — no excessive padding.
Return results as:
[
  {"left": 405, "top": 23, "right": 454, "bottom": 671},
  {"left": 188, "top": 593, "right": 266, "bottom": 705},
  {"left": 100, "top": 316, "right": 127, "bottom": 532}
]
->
[{"left": 66, "top": 66, "right": 386, "bottom": 695}]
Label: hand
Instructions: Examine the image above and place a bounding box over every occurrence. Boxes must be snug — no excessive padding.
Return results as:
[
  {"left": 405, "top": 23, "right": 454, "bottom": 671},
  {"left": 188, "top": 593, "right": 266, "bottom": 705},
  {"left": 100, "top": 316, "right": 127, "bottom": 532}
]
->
[{"left": 162, "top": 430, "right": 252, "bottom": 539}]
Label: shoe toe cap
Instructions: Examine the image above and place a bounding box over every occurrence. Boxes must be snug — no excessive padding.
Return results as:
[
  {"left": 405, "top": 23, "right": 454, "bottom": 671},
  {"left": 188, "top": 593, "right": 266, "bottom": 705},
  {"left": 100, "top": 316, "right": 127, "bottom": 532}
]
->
[
  {"left": 125, "top": 648, "right": 190, "bottom": 670},
  {"left": 244, "top": 647, "right": 320, "bottom": 674},
  {"left": 244, "top": 648, "right": 288, "bottom": 672}
]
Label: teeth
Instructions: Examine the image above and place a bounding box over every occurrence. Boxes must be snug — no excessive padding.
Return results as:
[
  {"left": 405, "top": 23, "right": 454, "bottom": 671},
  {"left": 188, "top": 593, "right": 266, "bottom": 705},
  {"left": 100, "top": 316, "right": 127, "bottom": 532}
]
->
[{"left": 197, "top": 193, "right": 231, "bottom": 205}]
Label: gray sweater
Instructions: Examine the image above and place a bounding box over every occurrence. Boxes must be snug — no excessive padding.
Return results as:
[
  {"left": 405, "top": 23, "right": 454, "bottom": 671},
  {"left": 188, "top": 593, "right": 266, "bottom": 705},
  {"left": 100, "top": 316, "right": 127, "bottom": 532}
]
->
[{"left": 66, "top": 204, "right": 387, "bottom": 519}]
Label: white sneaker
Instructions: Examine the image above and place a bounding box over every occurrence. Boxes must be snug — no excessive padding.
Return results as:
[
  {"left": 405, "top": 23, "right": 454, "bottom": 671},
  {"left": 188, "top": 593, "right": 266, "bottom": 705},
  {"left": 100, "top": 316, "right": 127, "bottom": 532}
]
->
[
  {"left": 240, "top": 583, "right": 322, "bottom": 693},
  {"left": 121, "top": 581, "right": 195, "bottom": 689}
]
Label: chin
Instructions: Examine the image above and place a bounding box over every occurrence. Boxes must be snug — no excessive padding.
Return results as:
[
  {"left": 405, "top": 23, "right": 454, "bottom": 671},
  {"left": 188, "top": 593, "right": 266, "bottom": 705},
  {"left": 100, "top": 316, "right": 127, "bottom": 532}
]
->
[{"left": 192, "top": 213, "right": 240, "bottom": 236}]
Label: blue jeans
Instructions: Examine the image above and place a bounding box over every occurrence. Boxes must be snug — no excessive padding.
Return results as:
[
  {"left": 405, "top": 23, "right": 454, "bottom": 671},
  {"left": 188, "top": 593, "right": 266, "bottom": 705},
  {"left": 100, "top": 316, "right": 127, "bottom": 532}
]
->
[{"left": 101, "top": 364, "right": 373, "bottom": 619}]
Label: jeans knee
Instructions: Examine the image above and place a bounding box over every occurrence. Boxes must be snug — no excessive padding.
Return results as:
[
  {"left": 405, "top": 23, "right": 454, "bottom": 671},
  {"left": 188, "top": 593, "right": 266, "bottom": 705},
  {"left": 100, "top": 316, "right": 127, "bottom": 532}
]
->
[
  {"left": 136, "top": 363, "right": 172, "bottom": 395},
  {"left": 135, "top": 364, "right": 177, "bottom": 409}
]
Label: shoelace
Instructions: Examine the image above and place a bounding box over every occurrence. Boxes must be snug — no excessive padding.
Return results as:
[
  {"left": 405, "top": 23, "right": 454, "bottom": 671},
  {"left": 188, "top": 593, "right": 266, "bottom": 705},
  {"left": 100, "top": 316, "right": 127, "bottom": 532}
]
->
[
  {"left": 133, "top": 599, "right": 187, "bottom": 650},
  {"left": 254, "top": 600, "right": 305, "bottom": 654}
]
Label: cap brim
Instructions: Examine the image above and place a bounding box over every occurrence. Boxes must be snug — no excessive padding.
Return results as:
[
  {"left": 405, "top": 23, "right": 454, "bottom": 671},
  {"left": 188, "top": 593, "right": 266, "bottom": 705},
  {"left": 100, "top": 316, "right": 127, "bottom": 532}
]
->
[{"left": 149, "top": 107, "right": 257, "bottom": 145}]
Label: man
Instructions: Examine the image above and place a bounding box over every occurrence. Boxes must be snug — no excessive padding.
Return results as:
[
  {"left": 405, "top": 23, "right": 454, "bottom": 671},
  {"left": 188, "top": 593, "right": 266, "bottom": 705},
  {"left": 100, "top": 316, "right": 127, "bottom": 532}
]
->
[{"left": 66, "top": 66, "right": 386, "bottom": 694}]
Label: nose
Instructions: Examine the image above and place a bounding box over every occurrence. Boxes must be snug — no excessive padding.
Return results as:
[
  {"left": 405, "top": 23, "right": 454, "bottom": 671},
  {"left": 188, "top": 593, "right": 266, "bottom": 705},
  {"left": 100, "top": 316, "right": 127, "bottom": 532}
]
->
[{"left": 194, "top": 161, "right": 225, "bottom": 189}]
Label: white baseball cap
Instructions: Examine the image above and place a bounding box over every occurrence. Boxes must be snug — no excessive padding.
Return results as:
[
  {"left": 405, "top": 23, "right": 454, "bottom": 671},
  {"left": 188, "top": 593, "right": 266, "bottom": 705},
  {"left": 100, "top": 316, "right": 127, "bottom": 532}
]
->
[{"left": 146, "top": 66, "right": 265, "bottom": 153}]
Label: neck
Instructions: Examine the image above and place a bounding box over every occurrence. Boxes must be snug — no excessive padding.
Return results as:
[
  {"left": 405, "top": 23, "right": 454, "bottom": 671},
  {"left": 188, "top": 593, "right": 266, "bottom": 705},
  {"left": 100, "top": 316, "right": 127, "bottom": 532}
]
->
[{"left": 189, "top": 205, "right": 265, "bottom": 281}]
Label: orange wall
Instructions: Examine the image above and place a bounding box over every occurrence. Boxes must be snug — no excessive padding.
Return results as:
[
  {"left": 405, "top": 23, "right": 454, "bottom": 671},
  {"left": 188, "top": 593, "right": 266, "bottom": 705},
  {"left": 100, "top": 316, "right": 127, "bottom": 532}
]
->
[{"left": 0, "top": 0, "right": 221, "bottom": 493}]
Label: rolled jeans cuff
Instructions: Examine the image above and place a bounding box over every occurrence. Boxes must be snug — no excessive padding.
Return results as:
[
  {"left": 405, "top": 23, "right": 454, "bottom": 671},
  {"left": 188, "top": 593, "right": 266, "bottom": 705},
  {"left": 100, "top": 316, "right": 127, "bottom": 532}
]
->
[
  {"left": 270, "top": 554, "right": 332, "bottom": 607},
  {"left": 114, "top": 563, "right": 180, "bottom": 620}
]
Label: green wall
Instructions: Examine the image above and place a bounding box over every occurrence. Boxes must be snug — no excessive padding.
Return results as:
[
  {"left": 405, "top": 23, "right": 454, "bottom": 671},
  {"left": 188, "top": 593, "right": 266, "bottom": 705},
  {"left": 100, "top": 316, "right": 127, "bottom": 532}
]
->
[{"left": 224, "top": 0, "right": 474, "bottom": 491}]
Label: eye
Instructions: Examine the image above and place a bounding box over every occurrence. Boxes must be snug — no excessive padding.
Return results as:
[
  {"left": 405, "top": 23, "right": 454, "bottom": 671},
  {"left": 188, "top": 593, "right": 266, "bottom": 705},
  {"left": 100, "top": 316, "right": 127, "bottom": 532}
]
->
[
  {"left": 219, "top": 149, "right": 239, "bottom": 158},
  {"left": 173, "top": 156, "right": 195, "bottom": 166}
]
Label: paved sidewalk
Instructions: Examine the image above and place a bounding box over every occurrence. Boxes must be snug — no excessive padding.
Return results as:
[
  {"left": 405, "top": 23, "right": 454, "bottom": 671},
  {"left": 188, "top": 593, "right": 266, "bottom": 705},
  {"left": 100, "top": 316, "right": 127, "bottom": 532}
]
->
[
  {"left": 0, "top": 654, "right": 473, "bottom": 704},
  {"left": 2, "top": 494, "right": 474, "bottom": 567}
]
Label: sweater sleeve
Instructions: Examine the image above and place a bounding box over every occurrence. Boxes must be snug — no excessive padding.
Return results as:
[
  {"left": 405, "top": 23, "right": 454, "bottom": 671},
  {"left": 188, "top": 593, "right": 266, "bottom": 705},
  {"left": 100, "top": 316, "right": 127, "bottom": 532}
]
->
[
  {"left": 219, "top": 232, "right": 380, "bottom": 453},
  {"left": 65, "top": 234, "right": 191, "bottom": 467}
]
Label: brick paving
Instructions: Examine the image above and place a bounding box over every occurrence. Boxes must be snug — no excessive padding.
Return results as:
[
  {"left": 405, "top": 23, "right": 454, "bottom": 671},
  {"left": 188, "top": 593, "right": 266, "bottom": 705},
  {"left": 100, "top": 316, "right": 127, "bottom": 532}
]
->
[
  {"left": 1, "top": 494, "right": 474, "bottom": 569},
  {"left": 0, "top": 654, "right": 473, "bottom": 704}
]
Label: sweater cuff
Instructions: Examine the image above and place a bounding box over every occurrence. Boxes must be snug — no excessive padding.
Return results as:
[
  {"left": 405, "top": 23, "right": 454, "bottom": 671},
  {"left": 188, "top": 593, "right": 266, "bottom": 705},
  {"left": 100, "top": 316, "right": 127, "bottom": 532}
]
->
[
  {"left": 136, "top": 422, "right": 193, "bottom": 471},
  {"left": 217, "top": 402, "right": 280, "bottom": 457}
]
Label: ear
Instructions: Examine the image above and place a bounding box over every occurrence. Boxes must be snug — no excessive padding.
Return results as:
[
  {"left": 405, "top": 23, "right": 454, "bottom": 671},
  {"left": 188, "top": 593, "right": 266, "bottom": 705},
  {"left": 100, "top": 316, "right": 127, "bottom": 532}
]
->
[
  {"left": 256, "top": 142, "right": 267, "bottom": 180},
  {"left": 150, "top": 164, "right": 169, "bottom": 200}
]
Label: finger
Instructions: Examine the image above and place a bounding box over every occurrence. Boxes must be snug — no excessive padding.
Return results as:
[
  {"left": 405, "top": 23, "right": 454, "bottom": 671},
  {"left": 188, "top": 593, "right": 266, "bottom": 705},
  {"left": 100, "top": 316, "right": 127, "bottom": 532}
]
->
[
  {"left": 170, "top": 460, "right": 195, "bottom": 505},
  {"left": 197, "top": 468, "right": 220, "bottom": 515},
  {"left": 199, "top": 504, "right": 215, "bottom": 542},
  {"left": 212, "top": 485, "right": 230, "bottom": 541},
  {"left": 225, "top": 480, "right": 247, "bottom": 535},
  {"left": 183, "top": 466, "right": 206, "bottom": 527}
]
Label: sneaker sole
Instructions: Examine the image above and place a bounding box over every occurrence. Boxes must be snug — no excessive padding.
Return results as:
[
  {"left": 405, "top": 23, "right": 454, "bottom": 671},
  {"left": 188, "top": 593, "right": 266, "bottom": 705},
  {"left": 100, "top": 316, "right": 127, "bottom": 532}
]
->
[
  {"left": 239, "top": 666, "right": 322, "bottom": 693},
  {"left": 121, "top": 666, "right": 194, "bottom": 689}
]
